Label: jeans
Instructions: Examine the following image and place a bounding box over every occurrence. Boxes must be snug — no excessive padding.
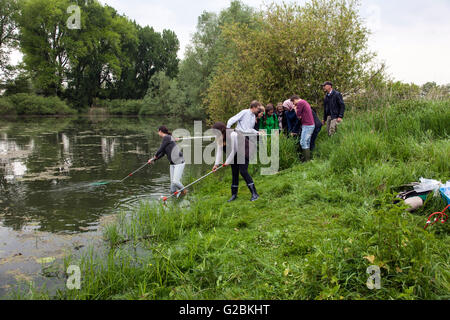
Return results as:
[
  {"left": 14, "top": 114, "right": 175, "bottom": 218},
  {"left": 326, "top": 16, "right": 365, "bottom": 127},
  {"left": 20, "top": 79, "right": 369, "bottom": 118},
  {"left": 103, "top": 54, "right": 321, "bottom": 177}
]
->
[
  {"left": 300, "top": 125, "right": 315, "bottom": 150},
  {"left": 170, "top": 162, "right": 185, "bottom": 193}
]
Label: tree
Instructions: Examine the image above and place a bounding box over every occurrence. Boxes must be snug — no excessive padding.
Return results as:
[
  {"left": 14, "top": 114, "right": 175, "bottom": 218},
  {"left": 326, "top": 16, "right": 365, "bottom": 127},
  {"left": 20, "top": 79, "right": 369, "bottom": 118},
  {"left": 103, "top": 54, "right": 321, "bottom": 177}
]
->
[
  {"left": 106, "top": 25, "right": 179, "bottom": 100},
  {"left": 18, "top": 0, "right": 74, "bottom": 96},
  {"left": 178, "top": 1, "right": 256, "bottom": 117},
  {"left": 206, "top": 0, "right": 379, "bottom": 123},
  {"left": 160, "top": 29, "right": 180, "bottom": 79},
  {"left": 1, "top": 67, "right": 33, "bottom": 95},
  {"left": 141, "top": 71, "right": 185, "bottom": 116},
  {"left": 18, "top": 0, "right": 179, "bottom": 109},
  {"left": 0, "top": 0, "right": 20, "bottom": 78},
  {"left": 64, "top": 2, "right": 137, "bottom": 109}
]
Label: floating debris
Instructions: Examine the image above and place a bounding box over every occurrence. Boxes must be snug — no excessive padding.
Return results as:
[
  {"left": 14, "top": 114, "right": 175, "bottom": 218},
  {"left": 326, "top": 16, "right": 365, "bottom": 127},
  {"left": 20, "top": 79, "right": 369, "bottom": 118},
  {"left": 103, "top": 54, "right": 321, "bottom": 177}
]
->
[
  {"left": 6, "top": 269, "right": 34, "bottom": 283},
  {"left": 17, "top": 172, "right": 71, "bottom": 182},
  {"left": 126, "top": 150, "right": 147, "bottom": 155},
  {"left": 36, "top": 257, "right": 56, "bottom": 264}
]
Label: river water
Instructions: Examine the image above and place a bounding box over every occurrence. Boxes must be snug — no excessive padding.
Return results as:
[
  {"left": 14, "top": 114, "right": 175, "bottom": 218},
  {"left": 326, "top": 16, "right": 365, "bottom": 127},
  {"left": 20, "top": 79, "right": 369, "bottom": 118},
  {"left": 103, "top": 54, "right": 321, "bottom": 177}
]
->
[{"left": 0, "top": 115, "right": 209, "bottom": 297}]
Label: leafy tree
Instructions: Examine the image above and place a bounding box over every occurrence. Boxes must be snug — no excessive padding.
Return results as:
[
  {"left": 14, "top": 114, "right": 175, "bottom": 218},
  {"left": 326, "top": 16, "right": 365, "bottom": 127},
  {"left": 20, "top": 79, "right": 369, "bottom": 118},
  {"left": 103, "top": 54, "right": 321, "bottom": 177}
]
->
[
  {"left": 141, "top": 71, "right": 185, "bottom": 116},
  {"left": 160, "top": 29, "right": 180, "bottom": 79},
  {"left": 106, "top": 25, "right": 179, "bottom": 101},
  {"left": 64, "top": 2, "right": 134, "bottom": 109},
  {"left": 421, "top": 82, "right": 450, "bottom": 100},
  {"left": 0, "top": 0, "right": 20, "bottom": 77},
  {"left": 206, "top": 0, "right": 380, "bottom": 123},
  {"left": 1, "top": 67, "right": 33, "bottom": 95},
  {"left": 178, "top": 1, "right": 256, "bottom": 117},
  {"left": 17, "top": 0, "right": 179, "bottom": 110},
  {"left": 18, "top": 0, "right": 73, "bottom": 96}
]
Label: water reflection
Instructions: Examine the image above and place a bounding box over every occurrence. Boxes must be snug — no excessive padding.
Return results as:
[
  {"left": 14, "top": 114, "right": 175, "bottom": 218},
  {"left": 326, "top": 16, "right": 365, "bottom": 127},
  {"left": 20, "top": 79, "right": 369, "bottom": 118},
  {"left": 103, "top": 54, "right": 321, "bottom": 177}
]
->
[
  {"left": 0, "top": 116, "right": 207, "bottom": 234},
  {"left": 0, "top": 115, "right": 214, "bottom": 296},
  {"left": 59, "top": 133, "right": 73, "bottom": 170},
  {"left": 101, "top": 137, "right": 118, "bottom": 164},
  {"left": 0, "top": 134, "right": 34, "bottom": 181}
]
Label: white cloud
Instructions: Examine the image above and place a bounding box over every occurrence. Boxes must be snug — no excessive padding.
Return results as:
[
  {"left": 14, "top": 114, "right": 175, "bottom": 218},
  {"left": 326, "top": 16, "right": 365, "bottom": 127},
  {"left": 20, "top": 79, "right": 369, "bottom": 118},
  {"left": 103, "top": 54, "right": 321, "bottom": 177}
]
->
[
  {"left": 7, "top": 0, "right": 450, "bottom": 85},
  {"left": 363, "top": 0, "right": 450, "bottom": 84}
]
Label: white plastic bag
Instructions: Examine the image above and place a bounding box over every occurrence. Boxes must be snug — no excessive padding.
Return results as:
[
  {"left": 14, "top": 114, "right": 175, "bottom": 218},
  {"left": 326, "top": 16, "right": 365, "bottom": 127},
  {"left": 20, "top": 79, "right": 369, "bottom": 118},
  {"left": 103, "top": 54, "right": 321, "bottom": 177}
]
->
[{"left": 413, "top": 178, "right": 442, "bottom": 194}]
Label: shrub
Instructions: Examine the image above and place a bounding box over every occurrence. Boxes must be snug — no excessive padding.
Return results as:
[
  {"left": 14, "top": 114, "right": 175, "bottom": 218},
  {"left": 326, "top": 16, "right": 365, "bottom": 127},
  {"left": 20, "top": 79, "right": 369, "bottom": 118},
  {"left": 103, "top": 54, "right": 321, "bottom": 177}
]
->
[
  {"left": 0, "top": 97, "right": 16, "bottom": 116},
  {"left": 5, "top": 94, "right": 76, "bottom": 115},
  {"left": 99, "top": 99, "right": 145, "bottom": 115},
  {"left": 141, "top": 71, "right": 185, "bottom": 117},
  {"left": 206, "top": 0, "right": 379, "bottom": 123}
]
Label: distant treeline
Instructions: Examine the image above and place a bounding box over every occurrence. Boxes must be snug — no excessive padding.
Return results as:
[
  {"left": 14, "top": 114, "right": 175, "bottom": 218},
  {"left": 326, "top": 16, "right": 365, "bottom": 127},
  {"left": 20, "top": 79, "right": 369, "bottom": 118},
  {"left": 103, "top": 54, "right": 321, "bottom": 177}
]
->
[
  {"left": 0, "top": 0, "right": 179, "bottom": 113},
  {"left": 0, "top": 0, "right": 449, "bottom": 118}
]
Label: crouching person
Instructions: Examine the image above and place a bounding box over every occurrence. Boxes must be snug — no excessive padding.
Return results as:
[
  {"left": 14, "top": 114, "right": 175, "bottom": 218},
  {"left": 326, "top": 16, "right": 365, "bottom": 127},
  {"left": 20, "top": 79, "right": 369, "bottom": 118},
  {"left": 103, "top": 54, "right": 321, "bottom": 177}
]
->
[{"left": 291, "top": 95, "right": 315, "bottom": 162}]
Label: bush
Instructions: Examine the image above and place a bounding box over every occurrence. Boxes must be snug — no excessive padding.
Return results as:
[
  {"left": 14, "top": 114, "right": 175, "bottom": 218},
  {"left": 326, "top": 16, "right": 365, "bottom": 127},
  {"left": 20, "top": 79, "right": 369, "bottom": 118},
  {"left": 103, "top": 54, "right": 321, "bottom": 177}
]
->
[
  {"left": 97, "top": 99, "right": 145, "bottom": 115},
  {"left": 141, "top": 71, "right": 185, "bottom": 117},
  {"left": 0, "top": 97, "right": 16, "bottom": 116},
  {"left": 206, "top": 0, "right": 379, "bottom": 123},
  {"left": 4, "top": 94, "right": 76, "bottom": 116}
]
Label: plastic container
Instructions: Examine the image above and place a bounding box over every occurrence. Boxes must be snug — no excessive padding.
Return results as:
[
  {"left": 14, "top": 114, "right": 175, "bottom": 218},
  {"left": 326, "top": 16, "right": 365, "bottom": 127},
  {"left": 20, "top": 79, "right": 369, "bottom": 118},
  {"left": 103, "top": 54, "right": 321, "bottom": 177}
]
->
[{"left": 440, "top": 187, "right": 450, "bottom": 205}]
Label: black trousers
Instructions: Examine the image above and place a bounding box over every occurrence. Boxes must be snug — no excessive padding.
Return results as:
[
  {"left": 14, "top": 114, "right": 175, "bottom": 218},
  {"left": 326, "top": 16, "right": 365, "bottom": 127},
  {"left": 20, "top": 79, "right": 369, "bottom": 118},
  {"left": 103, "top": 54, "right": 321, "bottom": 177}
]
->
[
  {"left": 231, "top": 155, "right": 254, "bottom": 187},
  {"left": 310, "top": 123, "right": 322, "bottom": 151}
]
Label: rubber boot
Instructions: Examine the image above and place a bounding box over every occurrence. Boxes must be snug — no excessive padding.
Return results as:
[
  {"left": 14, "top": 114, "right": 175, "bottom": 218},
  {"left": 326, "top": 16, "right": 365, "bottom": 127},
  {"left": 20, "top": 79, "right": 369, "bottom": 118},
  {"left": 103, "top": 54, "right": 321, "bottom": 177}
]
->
[
  {"left": 228, "top": 186, "right": 239, "bottom": 202},
  {"left": 248, "top": 184, "right": 259, "bottom": 202},
  {"left": 302, "top": 149, "right": 311, "bottom": 162}
]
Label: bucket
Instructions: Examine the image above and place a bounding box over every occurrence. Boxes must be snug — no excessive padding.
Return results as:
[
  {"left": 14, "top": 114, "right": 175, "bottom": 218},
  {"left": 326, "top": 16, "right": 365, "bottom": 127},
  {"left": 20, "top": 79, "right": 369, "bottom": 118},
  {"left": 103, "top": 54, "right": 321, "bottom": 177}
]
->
[{"left": 440, "top": 187, "right": 450, "bottom": 205}]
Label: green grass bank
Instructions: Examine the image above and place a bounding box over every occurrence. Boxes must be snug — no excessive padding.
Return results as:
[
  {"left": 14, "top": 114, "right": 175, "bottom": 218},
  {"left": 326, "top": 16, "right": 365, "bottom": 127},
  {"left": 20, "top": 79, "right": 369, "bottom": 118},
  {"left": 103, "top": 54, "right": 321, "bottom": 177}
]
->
[{"left": 14, "top": 99, "right": 450, "bottom": 300}]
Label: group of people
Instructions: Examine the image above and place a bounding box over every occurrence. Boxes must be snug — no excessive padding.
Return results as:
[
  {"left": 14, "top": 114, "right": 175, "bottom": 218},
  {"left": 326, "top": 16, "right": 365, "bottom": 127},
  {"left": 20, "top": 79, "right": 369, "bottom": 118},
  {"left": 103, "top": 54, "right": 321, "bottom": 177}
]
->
[
  {"left": 150, "top": 81, "right": 346, "bottom": 203},
  {"left": 252, "top": 81, "right": 346, "bottom": 161}
]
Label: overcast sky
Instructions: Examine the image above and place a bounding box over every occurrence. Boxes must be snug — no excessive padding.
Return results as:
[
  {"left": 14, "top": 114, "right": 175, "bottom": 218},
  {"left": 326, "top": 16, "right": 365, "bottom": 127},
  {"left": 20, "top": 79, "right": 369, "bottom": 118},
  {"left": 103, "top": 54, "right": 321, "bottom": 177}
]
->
[
  {"left": 98, "top": 0, "right": 450, "bottom": 85},
  {"left": 11, "top": 0, "right": 450, "bottom": 85}
]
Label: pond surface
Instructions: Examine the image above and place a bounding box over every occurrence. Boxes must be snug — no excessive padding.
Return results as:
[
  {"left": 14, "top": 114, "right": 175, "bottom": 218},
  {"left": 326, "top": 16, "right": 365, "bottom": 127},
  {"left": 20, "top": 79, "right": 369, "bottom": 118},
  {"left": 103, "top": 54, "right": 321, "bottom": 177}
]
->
[{"left": 0, "top": 115, "right": 208, "bottom": 297}]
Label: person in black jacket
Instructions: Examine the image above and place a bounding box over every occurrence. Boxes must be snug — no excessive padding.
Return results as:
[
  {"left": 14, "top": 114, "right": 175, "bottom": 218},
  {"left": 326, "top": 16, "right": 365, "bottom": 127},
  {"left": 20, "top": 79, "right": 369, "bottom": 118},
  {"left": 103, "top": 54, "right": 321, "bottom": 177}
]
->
[
  {"left": 149, "top": 126, "right": 186, "bottom": 197},
  {"left": 276, "top": 102, "right": 288, "bottom": 134},
  {"left": 310, "top": 108, "right": 322, "bottom": 152},
  {"left": 322, "top": 81, "right": 346, "bottom": 136}
]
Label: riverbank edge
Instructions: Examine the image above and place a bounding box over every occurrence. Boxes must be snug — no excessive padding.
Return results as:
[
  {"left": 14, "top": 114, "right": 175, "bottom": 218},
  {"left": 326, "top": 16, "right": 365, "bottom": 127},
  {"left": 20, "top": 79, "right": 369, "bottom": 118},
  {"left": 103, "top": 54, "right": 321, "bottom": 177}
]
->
[{"left": 9, "top": 99, "right": 450, "bottom": 300}]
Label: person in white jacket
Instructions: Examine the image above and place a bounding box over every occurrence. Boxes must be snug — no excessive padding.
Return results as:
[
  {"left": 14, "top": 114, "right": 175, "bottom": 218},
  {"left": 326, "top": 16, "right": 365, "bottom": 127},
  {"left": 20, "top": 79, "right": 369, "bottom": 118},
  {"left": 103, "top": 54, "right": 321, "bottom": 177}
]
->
[{"left": 226, "top": 100, "right": 264, "bottom": 135}]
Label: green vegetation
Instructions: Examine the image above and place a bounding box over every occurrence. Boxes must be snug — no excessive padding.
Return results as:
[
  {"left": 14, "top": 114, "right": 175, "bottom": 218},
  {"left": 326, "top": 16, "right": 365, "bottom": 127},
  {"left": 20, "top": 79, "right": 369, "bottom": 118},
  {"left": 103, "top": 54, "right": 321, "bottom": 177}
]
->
[
  {"left": 2, "top": 0, "right": 450, "bottom": 301},
  {"left": 0, "top": 0, "right": 19, "bottom": 75},
  {"left": 177, "top": 1, "right": 257, "bottom": 118},
  {"left": 0, "top": 96, "right": 15, "bottom": 115},
  {"left": 13, "top": 99, "right": 450, "bottom": 300},
  {"left": 2, "top": 0, "right": 449, "bottom": 118},
  {"left": 94, "top": 99, "right": 145, "bottom": 116},
  {"left": 206, "top": 0, "right": 377, "bottom": 122},
  {"left": 0, "top": 93, "right": 75, "bottom": 116},
  {"left": 1, "top": 0, "right": 179, "bottom": 113}
]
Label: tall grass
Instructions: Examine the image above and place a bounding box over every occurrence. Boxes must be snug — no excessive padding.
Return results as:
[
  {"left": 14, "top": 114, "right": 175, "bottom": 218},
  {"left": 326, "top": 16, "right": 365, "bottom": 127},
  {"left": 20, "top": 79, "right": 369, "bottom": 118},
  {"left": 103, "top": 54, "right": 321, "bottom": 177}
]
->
[
  {"left": 12, "top": 99, "right": 450, "bottom": 300},
  {"left": 94, "top": 99, "right": 145, "bottom": 115}
]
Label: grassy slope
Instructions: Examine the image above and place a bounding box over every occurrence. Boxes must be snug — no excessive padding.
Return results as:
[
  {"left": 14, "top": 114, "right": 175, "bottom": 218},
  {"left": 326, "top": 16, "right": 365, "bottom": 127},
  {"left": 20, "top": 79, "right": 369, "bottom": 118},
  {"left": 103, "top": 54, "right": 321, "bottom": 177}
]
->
[{"left": 19, "top": 100, "right": 450, "bottom": 300}]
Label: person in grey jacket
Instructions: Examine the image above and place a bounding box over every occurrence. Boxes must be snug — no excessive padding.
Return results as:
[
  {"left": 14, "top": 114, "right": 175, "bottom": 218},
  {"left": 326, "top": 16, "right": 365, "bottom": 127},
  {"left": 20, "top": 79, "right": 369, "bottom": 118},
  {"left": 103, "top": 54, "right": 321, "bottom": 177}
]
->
[
  {"left": 322, "top": 81, "right": 346, "bottom": 136},
  {"left": 149, "top": 126, "right": 186, "bottom": 197}
]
